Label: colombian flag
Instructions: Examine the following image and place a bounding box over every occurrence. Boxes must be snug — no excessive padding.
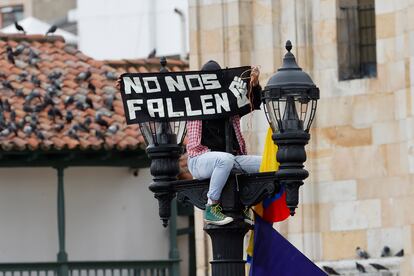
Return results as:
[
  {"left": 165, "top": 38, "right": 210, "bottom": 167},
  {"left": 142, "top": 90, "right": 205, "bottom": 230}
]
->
[
  {"left": 246, "top": 127, "right": 290, "bottom": 264},
  {"left": 254, "top": 127, "right": 290, "bottom": 222}
]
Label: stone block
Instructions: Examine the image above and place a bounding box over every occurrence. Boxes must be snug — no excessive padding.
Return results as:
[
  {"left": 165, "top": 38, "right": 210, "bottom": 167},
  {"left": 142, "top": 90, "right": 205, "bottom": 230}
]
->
[
  {"left": 313, "top": 19, "right": 337, "bottom": 45},
  {"left": 252, "top": 0, "right": 273, "bottom": 25},
  {"left": 375, "top": 0, "right": 395, "bottom": 14},
  {"left": 288, "top": 232, "right": 322, "bottom": 260},
  {"left": 376, "top": 13, "right": 396, "bottom": 39},
  {"left": 367, "top": 227, "right": 404, "bottom": 258},
  {"left": 332, "top": 146, "right": 387, "bottom": 180},
  {"left": 313, "top": 43, "right": 337, "bottom": 70},
  {"left": 351, "top": 93, "right": 395, "bottom": 128},
  {"left": 319, "top": 125, "right": 372, "bottom": 147},
  {"left": 322, "top": 230, "right": 367, "bottom": 260},
  {"left": 394, "top": 89, "right": 408, "bottom": 120},
  {"left": 376, "top": 38, "right": 396, "bottom": 64},
  {"left": 199, "top": 29, "right": 224, "bottom": 54},
  {"left": 317, "top": 179, "right": 357, "bottom": 204},
  {"left": 314, "top": 95, "right": 354, "bottom": 127},
  {"left": 199, "top": 4, "right": 223, "bottom": 30},
  {"left": 330, "top": 199, "right": 381, "bottom": 231},
  {"left": 357, "top": 175, "right": 413, "bottom": 199},
  {"left": 381, "top": 142, "right": 410, "bottom": 176},
  {"left": 372, "top": 121, "right": 407, "bottom": 145}
]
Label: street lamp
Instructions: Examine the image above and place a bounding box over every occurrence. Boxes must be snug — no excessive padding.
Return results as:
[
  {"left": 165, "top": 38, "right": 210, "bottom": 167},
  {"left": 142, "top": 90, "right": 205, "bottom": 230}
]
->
[
  {"left": 135, "top": 42, "right": 319, "bottom": 276},
  {"left": 262, "top": 40, "right": 320, "bottom": 215}
]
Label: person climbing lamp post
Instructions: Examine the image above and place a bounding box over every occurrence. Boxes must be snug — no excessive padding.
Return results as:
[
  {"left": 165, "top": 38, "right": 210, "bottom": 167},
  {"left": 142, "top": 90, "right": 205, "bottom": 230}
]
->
[{"left": 123, "top": 41, "right": 319, "bottom": 276}]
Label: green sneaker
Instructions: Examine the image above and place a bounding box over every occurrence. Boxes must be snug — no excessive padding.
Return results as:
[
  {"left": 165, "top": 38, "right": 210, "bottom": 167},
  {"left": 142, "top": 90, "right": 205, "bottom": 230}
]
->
[
  {"left": 204, "top": 204, "right": 233, "bottom": 225},
  {"left": 243, "top": 207, "right": 254, "bottom": 225}
]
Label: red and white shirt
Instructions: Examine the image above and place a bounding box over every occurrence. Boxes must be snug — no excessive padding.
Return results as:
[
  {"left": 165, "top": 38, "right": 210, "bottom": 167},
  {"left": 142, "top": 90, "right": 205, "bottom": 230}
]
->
[{"left": 186, "top": 116, "right": 246, "bottom": 157}]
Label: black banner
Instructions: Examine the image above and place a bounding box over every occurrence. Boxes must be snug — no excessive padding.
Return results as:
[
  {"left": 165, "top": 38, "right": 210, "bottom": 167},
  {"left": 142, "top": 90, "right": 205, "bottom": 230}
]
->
[{"left": 119, "top": 66, "right": 252, "bottom": 124}]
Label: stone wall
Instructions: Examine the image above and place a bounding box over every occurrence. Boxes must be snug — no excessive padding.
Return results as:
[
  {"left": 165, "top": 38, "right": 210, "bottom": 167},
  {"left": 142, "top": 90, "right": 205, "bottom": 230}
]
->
[{"left": 189, "top": 0, "right": 414, "bottom": 275}]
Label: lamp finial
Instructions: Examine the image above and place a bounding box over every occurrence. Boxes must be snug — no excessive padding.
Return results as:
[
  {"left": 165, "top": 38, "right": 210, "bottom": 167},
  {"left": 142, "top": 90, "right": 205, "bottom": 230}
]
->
[{"left": 285, "top": 40, "right": 292, "bottom": 52}]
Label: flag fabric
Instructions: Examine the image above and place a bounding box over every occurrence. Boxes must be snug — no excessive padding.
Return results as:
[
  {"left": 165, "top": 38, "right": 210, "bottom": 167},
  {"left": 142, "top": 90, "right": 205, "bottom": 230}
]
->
[
  {"left": 253, "top": 127, "right": 290, "bottom": 222},
  {"left": 250, "top": 215, "right": 326, "bottom": 276}
]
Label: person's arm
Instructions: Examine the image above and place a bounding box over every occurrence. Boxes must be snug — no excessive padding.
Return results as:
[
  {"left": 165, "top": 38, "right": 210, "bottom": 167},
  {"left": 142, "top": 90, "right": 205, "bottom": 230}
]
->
[{"left": 250, "top": 66, "right": 262, "bottom": 110}]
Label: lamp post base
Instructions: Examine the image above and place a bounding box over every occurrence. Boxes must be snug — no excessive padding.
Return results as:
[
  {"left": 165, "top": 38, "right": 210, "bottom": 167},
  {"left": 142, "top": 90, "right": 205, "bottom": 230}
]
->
[{"left": 205, "top": 221, "right": 251, "bottom": 276}]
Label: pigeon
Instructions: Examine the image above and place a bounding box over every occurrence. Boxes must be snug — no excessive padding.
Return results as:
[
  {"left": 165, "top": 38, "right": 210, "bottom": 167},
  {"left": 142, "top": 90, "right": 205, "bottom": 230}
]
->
[
  {"left": 68, "top": 128, "right": 79, "bottom": 140},
  {"left": 395, "top": 249, "right": 404, "bottom": 257},
  {"left": 47, "top": 107, "right": 63, "bottom": 120},
  {"left": 74, "top": 123, "right": 88, "bottom": 133},
  {"left": 31, "top": 75, "right": 41, "bottom": 87},
  {"left": 34, "top": 103, "right": 46, "bottom": 113},
  {"left": 356, "top": 247, "right": 369, "bottom": 259},
  {"left": 87, "top": 82, "right": 96, "bottom": 93},
  {"left": 14, "top": 21, "right": 25, "bottom": 34},
  {"left": 105, "top": 71, "right": 118, "bottom": 80},
  {"left": 3, "top": 99, "right": 10, "bottom": 112},
  {"left": 2, "top": 80, "right": 14, "bottom": 90},
  {"left": 84, "top": 117, "right": 92, "bottom": 126},
  {"left": 23, "top": 125, "right": 33, "bottom": 136},
  {"left": 35, "top": 130, "right": 45, "bottom": 140},
  {"left": 95, "top": 129, "right": 105, "bottom": 140},
  {"left": 64, "top": 96, "right": 74, "bottom": 107},
  {"left": 23, "top": 104, "right": 33, "bottom": 113},
  {"left": 85, "top": 97, "right": 93, "bottom": 109},
  {"left": 15, "top": 88, "right": 24, "bottom": 97},
  {"left": 0, "top": 128, "right": 10, "bottom": 136},
  {"left": 108, "top": 124, "right": 119, "bottom": 134},
  {"left": 147, "top": 48, "right": 157, "bottom": 58},
  {"left": 54, "top": 123, "right": 65, "bottom": 132},
  {"left": 381, "top": 246, "right": 391, "bottom": 257},
  {"left": 25, "top": 89, "right": 41, "bottom": 103},
  {"left": 104, "top": 95, "right": 114, "bottom": 110},
  {"left": 356, "top": 262, "right": 366, "bottom": 273},
  {"left": 43, "top": 94, "right": 54, "bottom": 107},
  {"left": 6, "top": 46, "right": 15, "bottom": 64},
  {"left": 370, "top": 263, "right": 389, "bottom": 271},
  {"left": 65, "top": 111, "right": 74, "bottom": 123},
  {"left": 48, "top": 71, "right": 62, "bottom": 80},
  {"left": 46, "top": 86, "right": 58, "bottom": 97},
  {"left": 322, "top": 265, "right": 340, "bottom": 275},
  {"left": 95, "top": 113, "right": 109, "bottom": 128},
  {"left": 75, "top": 101, "right": 86, "bottom": 111},
  {"left": 75, "top": 71, "right": 91, "bottom": 82},
  {"left": 13, "top": 44, "right": 25, "bottom": 56},
  {"left": 45, "top": 25, "right": 57, "bottom": 35},
  {"left": 10, "top": 110, "right": 16, "bottom": 122}
]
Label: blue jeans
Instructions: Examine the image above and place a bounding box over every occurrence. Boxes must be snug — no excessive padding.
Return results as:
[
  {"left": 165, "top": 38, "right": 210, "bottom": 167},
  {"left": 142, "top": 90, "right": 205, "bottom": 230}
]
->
[{"left": 188, "top": 152, "right": 262, "bottom": 201}]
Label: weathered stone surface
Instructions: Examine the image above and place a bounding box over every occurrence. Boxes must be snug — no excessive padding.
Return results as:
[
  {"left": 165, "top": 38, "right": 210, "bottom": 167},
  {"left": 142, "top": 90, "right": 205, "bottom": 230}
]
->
[{"left": 322, "top": 230, "right": 367, "bottom": 260}]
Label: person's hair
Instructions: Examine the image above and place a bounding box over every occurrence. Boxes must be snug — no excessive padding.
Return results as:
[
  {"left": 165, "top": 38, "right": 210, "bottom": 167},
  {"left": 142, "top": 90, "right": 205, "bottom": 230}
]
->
[{"left": 201, "top": 60, "right": 221, "bottom": 71}]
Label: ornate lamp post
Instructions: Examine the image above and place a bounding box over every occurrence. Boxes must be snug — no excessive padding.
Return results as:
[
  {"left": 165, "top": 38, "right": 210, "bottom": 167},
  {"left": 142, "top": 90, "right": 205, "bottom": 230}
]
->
[
  {"left": 136, "top": 42, "right": 319, "bottom": 276},
  {"left": 262, "top": 40, "right": 320, "bottom": 215}
]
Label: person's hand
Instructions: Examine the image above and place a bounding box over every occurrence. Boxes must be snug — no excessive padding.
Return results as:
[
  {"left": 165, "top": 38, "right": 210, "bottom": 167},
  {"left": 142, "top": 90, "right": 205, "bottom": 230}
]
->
[{"left": 250, "top": 66, "right": 260, "bottom": 87}]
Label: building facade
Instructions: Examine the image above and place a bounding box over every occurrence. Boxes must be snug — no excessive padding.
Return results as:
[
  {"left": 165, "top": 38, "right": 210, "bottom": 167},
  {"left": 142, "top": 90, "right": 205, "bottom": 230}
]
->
[{"left": 189, "top": 0, "right": 414, "bottom": 274}]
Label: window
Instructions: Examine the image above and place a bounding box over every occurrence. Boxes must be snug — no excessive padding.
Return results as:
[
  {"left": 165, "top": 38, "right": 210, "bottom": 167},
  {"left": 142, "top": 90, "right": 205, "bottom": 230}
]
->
[
  {"left": 337, "top": 0, "right": 377, "bottom": 80},
  {"left": 0, "top": 5, "right": 24, "bottom": 28}
]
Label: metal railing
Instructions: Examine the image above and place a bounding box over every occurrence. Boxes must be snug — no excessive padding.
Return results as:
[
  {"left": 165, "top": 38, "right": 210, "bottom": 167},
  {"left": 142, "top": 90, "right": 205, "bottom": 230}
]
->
[{"left": 0, "top": 260, "right": 180, "bottom": 276}]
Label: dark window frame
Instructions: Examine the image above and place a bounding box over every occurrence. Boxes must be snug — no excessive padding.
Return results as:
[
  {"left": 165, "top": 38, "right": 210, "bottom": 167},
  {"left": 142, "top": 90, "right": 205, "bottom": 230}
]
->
[{"left": 337, "top": 0, "right": 377, "bottom": 81}]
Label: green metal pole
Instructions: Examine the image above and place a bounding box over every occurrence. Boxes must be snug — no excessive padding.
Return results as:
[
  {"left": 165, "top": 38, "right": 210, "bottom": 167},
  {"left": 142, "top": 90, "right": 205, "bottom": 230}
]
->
[
  {"left": 55, "top": 167, "right": 68, "bottom": 276},
  {"left": 169, "top": 198, "right": 180, "bottom": 276}
]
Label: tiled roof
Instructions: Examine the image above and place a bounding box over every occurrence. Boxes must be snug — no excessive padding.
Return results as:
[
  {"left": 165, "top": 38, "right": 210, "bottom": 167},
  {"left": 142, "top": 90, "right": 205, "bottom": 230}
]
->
[{"left": 0, "top": 34, "right": 188, "bottom": 154}]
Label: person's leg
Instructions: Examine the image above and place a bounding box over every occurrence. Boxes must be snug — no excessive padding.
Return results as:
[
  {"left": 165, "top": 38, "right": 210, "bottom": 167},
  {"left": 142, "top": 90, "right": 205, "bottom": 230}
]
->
[
  {"left": 188, "top": 152, "right": 235, "bottom": 225},
  {"left": 233, "top": 155, "right": 262, "bottom": 225},
  {"left": 188, "top": 151, "right": 235, "bottom": 202},
  {"left": 233, "top": 155, "right": 262, "bottom": 173}
]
